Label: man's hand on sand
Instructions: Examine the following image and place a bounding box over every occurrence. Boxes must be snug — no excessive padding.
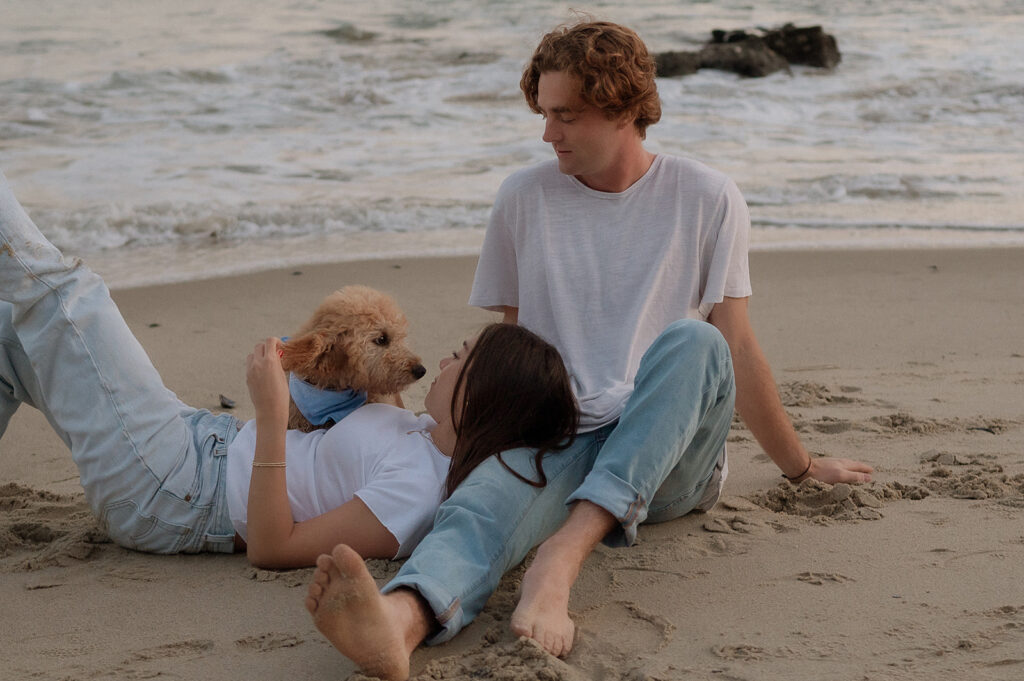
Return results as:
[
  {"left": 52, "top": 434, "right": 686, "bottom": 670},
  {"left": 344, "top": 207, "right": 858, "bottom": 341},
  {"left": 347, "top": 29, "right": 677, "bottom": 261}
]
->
[{"left": 808, "top": 457, "right": 873, "bottom": 484}]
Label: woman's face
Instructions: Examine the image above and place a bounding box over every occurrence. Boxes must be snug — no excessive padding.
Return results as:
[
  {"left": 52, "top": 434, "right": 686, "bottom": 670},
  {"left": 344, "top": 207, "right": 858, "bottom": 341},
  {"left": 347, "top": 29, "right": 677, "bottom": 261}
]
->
[{"left": 424, "top": 336, "right": 476, "bottom": 424}]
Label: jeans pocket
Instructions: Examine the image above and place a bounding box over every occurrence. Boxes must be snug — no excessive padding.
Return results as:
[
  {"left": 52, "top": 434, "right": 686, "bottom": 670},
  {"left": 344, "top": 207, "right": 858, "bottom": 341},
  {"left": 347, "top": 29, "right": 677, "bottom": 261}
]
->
[
  {"left": 151, "top": 440, "right": 203, "bottom": 503},
  {"left": 101, "top": 498, "right": 194, "bottom": 554}
]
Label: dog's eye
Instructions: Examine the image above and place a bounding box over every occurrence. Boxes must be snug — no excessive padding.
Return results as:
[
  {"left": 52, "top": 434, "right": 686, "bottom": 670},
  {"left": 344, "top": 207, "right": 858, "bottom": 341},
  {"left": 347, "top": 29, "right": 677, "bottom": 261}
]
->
[{"left": 374, "top": 334, "right": 389, "bottom": 347}]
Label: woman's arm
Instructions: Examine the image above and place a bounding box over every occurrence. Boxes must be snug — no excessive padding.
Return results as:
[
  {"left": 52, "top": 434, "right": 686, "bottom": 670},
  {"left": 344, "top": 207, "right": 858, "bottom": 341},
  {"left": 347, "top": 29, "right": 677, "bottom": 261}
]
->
[
  {"left": 242, "top": 338, "right": 399, "bottom": 569},
  {"left": 249, "top": 496, "right": 400, "bottom": 569}
]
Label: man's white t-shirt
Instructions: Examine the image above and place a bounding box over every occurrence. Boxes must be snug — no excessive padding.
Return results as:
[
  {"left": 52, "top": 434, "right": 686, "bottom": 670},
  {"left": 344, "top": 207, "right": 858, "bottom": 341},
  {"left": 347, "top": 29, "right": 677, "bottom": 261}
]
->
[
  {"left": 470, "top": 154, "right": 752, "bottom": 431},
  {"left": 226, "top": 404, "right": 450, "bottom": 558}
]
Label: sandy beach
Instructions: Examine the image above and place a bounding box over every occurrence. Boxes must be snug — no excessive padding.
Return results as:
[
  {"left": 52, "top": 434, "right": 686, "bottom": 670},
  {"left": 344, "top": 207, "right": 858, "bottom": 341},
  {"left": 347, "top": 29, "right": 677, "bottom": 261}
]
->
[{"left": 2, "top": 247, "right": 1023, "bottom": 681}]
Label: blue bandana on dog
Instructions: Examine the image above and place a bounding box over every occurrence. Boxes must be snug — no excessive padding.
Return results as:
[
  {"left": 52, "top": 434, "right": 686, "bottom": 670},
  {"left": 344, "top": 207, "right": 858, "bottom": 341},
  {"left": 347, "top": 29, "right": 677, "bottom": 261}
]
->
[
  {"left": 288, "top": 373, "right": 368, "bottom": 427},
  {"left": 280, "top": 336, "right": 367, "bottom": 426}
]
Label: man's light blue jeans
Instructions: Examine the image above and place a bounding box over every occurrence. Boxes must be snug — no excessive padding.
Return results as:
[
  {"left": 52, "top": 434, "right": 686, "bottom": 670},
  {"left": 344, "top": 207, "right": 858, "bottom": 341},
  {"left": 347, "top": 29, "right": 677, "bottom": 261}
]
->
[
  {"left": 0, "top": 171, "right": 237, "bottom": 553},
  {"left": 384, "top": 316, "right": 736, "bottom": 643}
]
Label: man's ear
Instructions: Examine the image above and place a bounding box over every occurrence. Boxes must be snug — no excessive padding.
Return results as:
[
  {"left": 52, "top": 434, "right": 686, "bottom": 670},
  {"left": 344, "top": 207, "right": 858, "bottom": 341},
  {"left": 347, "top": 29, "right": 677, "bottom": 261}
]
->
[{"left": 616, "top": 113, "right": 637, "bottom": 131}]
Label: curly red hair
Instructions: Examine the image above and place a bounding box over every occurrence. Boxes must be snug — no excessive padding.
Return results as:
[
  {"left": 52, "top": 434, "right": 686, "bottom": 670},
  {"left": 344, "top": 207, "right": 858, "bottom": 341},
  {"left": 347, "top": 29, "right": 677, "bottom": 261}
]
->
[{"left": 520, "top": 21, "right": 661, "bottom": 139}]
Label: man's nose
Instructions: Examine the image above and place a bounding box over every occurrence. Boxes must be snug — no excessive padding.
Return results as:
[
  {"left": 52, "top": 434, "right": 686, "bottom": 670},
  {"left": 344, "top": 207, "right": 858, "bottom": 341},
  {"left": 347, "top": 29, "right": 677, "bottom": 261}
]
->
[
  {"left": 439, "top": 357, "right": 452, "bottom": 370},
  {"left": 543, "top": 118, "right": 560, "bottom": 143}
]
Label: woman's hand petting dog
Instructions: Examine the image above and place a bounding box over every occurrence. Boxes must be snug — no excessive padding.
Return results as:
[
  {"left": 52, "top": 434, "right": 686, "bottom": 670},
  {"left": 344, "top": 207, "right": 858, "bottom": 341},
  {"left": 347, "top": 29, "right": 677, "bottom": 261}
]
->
[{"left": 247, "top": 337, "right": 290, "bottom": 426}]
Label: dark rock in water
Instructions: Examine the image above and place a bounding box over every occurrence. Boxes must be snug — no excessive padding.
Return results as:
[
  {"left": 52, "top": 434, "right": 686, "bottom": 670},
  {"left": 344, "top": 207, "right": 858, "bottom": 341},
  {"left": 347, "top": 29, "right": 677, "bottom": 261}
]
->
[
  {"left": 711, "top": 29, "right": 757, "bottom": 44},
  {"left": 761, "top": 24, "right": 841, "bottom": 69},
  {"left": 654, "top": 50, "right": 701, "bottom": 77},
  {"left": 319, "top": 23, "right": 376, "bottom": 43},
  {"left": 654, "top": 24, "right": 841, "bottom": 79},
  {"left": 698, "top": 38, "right": 791, "bottom": 78}
]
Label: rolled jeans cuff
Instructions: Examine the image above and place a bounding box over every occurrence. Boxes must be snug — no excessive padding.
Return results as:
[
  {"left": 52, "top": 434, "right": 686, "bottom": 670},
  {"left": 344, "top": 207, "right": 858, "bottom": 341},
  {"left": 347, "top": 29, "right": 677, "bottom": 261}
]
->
[
  {"left": 565, "top": 469, "right": 646, "bottom": 548},
  {"left": 381, "top": 573, "right": 464, "bottom": 646}
]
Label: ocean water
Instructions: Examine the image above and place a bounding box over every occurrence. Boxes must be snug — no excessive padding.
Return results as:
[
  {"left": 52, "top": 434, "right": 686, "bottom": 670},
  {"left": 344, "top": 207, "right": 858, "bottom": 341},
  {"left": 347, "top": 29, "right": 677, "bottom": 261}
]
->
[{"left": 2, "top": 0, "right": 1022, "bottom": 289}]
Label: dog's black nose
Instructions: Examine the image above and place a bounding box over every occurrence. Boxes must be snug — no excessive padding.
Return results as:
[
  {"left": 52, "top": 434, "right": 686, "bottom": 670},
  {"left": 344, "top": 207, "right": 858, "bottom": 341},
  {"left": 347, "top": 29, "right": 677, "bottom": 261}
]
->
[{"left": 411, "top": 364, "right": 426, "bottom": 380}]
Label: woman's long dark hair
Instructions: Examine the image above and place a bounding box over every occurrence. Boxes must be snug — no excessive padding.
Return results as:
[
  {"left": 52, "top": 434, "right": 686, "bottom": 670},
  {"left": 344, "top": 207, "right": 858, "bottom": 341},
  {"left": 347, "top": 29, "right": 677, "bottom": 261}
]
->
[{"left": 444, "top": 323, "right": 579, "bottom": 498}]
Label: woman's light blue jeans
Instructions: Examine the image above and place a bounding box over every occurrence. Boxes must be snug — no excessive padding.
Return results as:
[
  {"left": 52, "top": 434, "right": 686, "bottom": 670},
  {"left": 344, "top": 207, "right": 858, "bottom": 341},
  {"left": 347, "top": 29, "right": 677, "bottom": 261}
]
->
[
  {"left": 0, "top": 171, "right": 238, "bottom": 554},
  {"left": 384, "top": 316, "right": 736, "bottom": 644}
]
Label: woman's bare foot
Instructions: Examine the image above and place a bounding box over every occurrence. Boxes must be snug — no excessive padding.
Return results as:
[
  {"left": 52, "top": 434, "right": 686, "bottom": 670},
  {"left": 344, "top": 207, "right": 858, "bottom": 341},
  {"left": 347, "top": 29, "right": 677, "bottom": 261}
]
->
[
  {"left": 305, "top": 544, "right": 429, "bottom": 681},
  {"left": 509, "top": 540, "right": 578, "bottom": 657}
]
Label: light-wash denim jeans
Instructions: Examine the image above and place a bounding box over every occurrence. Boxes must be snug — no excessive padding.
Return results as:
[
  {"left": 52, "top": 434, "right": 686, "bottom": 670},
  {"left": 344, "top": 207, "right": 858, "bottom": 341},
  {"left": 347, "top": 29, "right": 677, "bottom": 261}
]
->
[
  {"left": 0, "top": 171, "right": 238, "bottom": 554},
  {"left": 384, "top": 317, "right": 736, "bottom": 644}
]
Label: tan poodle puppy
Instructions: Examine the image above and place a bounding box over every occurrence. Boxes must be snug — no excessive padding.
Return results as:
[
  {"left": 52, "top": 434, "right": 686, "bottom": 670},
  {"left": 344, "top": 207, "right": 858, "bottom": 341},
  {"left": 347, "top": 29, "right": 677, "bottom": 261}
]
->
[{"left": 280, "top": 285, "right": 426, "bottom": 432}]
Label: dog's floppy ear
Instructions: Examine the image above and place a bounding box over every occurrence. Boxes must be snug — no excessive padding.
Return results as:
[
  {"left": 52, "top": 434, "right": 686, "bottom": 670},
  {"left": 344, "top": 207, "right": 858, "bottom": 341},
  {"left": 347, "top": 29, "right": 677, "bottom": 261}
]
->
[{"left": 280, "top": 332, "right": 333, "bottom": 375}]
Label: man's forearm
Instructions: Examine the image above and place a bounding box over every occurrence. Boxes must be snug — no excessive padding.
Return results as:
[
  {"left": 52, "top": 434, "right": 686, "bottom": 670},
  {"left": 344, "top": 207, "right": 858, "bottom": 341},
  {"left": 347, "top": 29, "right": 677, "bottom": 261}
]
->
[
  {"left": 726, "top": 325, "right": 873, "bottom": 484},
  {"left": 731, "top": 338, "right": 813, "bottom": 480}
]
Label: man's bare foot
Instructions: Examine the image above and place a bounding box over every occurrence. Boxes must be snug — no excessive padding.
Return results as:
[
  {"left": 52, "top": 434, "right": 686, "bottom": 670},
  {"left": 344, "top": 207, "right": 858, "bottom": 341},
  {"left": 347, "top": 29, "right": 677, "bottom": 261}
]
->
[
  {"left": 510, "top": 501, "right": 618, "bottom": 658},
  {"left": 509, "top": 540, "right": 578, "bottom": 657},
  {"left": 305, "top": 544, "right": 428, "bottom": 681}
]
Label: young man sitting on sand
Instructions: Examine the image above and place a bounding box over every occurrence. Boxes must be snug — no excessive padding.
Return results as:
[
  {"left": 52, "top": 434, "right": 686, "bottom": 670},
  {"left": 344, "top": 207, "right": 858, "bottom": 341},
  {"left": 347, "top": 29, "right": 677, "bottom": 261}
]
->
[{"left": 304, "top": 20, "right": 875, "bottom": 680}]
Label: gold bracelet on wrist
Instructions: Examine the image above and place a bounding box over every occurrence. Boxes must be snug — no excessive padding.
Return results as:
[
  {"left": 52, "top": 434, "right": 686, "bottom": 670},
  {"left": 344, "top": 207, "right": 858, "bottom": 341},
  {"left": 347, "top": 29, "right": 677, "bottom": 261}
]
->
[{"left": 252, "top": 461, "right": 287, "bottom": 468}]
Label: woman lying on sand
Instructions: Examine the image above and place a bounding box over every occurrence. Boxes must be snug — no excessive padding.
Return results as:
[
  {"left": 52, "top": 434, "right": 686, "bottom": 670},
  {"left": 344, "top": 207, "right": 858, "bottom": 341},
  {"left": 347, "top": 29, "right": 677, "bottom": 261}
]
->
[{"left": 0, "top": 172, "right": 578, "bottom": 568}]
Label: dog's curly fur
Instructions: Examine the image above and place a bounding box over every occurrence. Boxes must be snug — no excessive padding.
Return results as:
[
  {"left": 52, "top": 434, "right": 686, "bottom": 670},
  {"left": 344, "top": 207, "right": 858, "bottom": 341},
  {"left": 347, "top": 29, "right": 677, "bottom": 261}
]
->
[{"left": 280, "top": 285, "right": 425, "bottom": 432}]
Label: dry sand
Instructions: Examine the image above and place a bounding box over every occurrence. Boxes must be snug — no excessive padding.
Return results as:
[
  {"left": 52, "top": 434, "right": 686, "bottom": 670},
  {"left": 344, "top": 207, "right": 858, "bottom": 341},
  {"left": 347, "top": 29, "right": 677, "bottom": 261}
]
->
[{"left": 2, "top": 247, "right": 1023, "bottom": 681}]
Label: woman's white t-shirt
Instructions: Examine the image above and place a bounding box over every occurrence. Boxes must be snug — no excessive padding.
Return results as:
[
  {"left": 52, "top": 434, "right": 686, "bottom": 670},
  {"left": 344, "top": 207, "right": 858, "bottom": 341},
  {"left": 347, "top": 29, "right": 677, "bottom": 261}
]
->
[{"left": 225, "top": 403, "right": 450, "bottom": 558}]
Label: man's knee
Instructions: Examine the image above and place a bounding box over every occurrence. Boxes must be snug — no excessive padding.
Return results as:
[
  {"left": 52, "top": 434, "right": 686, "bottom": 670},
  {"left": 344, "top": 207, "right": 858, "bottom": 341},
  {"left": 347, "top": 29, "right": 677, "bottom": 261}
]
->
[
  {"left": 654, "top": 319, "right": 730, "bottom": 366},
  {"left": 663, "top": 317, "right": 725, "bottom": 344}
]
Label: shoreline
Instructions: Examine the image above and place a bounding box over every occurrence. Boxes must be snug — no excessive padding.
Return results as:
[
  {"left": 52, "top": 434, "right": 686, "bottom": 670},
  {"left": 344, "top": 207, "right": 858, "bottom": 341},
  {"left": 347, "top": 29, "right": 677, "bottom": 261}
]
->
[
  {"left": 64, "top": 230, "right": 1024, "bottom": 292},
  {"left": 3, "top": 246, "right": 1023, "bottom": 680}
]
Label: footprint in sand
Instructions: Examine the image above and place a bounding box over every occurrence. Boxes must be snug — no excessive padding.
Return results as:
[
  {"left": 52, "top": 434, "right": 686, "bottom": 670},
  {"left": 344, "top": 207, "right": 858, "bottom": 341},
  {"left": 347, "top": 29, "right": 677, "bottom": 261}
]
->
[
  {"left": 100, "top": 565, "right": 161, "bottom": 585},
  {"left": 570, "top": 601, "right": 674, "bottom": 666},
  {"left": 778, "top": 381, "right": 861, "bottom": 407},
  {"left": 790, "top": 416, "right": 859, "bottom": 435},
  {"left": 796, "top": 571, "right": 855, "bottom": 585},
  {"left": 711, "top": 643, "right": 767, "bottom": 661},
  {"left": 809, "top": 417, "right": 854, "bottom": 434},
  {"left": 235, "top": 632, "right": 304, "bottom": 652},
  {"left": 126, "top": 638, "right": 215, "bottom": 663},
  {"left": 702, "top": 514, "right": 772, "bottom": 535}
]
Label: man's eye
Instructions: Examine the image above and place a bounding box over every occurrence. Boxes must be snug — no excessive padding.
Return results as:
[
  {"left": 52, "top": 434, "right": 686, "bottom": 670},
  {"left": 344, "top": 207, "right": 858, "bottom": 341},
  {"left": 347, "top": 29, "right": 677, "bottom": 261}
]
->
[{"left": 451, "top": 351, "right": 459, "bottom": 359}]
